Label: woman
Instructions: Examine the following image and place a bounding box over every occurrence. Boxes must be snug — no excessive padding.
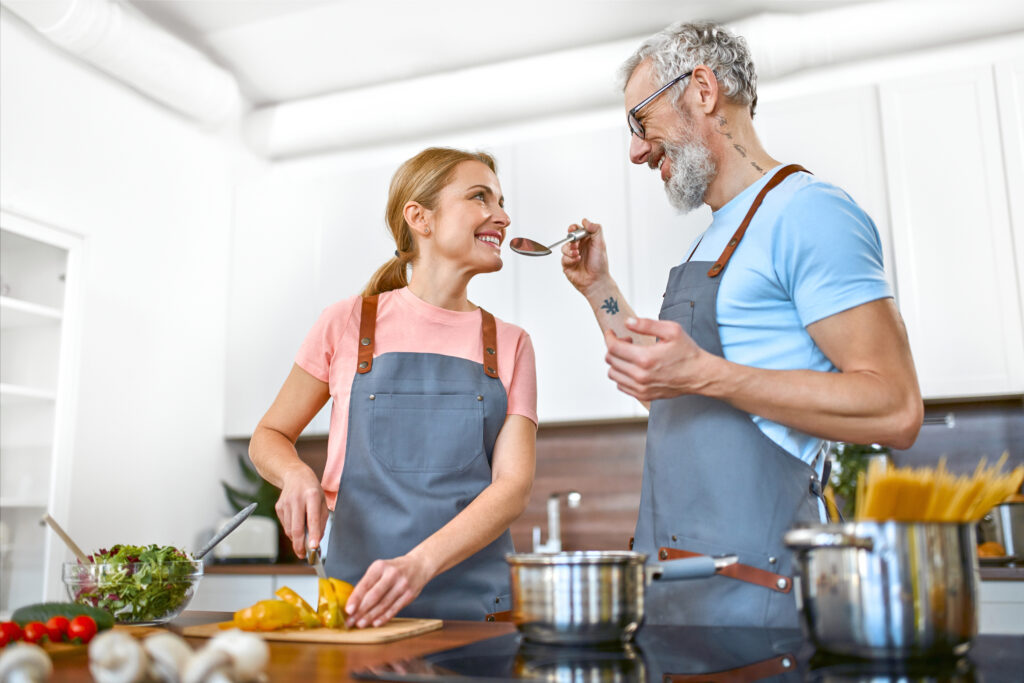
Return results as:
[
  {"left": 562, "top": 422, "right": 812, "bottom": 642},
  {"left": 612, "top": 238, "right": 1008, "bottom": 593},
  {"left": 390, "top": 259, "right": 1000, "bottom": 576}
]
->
[{"left": 249, "top": 147, "right": 537, "bottom": 628}]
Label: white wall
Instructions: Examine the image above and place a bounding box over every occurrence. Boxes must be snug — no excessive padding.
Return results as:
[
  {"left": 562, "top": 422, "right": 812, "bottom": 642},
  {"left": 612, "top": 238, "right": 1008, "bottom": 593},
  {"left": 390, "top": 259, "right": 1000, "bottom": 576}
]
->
[{"left": 0, "top": 11, "right": 250, "bottom": 563}]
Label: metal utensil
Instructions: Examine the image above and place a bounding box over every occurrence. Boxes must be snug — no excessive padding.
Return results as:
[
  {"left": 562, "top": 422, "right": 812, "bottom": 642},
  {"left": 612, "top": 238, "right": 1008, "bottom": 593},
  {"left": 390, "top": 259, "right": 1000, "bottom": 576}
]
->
[
  {"left": 307, "top": 544, "right": 327, "bottom": 579},
  {"left": 193, "top": 502, "right": 258, "bottom": 560},
  {"left": 506, "top": 550, "right": 737, "bottom": 644},
  {"left": 784, "top": 521, "right": 978, "bottom": 659},
  {"left": 510, "top": 227, "right": 588, "bottom": 256}
]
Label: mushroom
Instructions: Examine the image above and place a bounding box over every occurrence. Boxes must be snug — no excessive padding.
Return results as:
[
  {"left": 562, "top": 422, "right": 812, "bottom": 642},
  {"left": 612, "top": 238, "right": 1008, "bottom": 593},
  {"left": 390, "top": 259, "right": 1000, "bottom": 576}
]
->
[
  {"left": 182, "top": 630, "right": 269, "bottom": 683},
  {"left": 0, "top": 643, "right": 53, "bottom": 683},
  {"left": 88, "top": 630, "right": 149, "bottom": 683},
  {"left": 143, "top": 632, "right": 194, "bottom": 682}
]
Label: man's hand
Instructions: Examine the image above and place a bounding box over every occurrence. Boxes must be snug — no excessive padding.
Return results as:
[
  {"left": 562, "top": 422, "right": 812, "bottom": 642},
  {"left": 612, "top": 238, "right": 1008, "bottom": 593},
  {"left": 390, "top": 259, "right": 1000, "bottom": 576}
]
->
[
  {"left": 274, "top": 464, "right": 329, "bottom": 558},
  {"left": 561, "top": 218, "right": 611, "bottom": 298},
  {"left": 604, "top": 317, "right": 715, "bottom": 401},
  {"left": 345, "top": 554, "right": 430, "bottom": 628}
]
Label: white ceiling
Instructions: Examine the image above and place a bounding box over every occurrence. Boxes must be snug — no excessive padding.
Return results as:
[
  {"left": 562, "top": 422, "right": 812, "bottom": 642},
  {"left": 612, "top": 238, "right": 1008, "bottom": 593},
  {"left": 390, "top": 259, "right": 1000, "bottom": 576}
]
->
[{"left": 127, "top": 0, "right": 867, "bottom": 106}]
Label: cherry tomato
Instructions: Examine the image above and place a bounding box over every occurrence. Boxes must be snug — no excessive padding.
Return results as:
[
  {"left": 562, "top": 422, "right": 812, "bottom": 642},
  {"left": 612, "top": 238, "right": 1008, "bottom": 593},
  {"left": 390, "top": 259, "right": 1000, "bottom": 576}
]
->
[
  {"left": 0, "top": 621, "right": 24, "bottom": 646},
  {"left": 44, "top": 615, "right": 70, "bottom": 643},
  {"left": 22, "top": 621, "right": 47, "bottom": 644},
  {"left": 67, "top": 615, "right": 97, "bottom": 644}
]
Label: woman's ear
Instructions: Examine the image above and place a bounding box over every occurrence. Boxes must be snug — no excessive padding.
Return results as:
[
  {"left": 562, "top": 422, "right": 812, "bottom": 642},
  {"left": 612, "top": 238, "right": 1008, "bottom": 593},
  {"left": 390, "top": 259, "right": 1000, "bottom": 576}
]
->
[{"left": 403, "top": 201, "right": 432, "bottom": 236}]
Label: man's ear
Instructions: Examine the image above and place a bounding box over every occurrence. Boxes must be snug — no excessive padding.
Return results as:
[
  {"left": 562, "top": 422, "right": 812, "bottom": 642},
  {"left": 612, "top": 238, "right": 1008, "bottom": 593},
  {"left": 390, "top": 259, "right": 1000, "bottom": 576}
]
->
[
  {"left": 403, "top": 201, "right": 431, "bottom": 236},
  {"left": 690, "top": 65, "right": 720, "bottom": 114}
]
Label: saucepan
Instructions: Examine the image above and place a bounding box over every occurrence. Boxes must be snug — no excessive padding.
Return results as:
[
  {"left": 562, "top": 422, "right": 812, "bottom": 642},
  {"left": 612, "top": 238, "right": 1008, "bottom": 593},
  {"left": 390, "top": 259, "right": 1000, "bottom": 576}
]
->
[
  {"left": 784, "top": 521, "right": 978, "bottom": 659},
  {"left": 505, "top": 550, "right": 737, "bottom": 645}
]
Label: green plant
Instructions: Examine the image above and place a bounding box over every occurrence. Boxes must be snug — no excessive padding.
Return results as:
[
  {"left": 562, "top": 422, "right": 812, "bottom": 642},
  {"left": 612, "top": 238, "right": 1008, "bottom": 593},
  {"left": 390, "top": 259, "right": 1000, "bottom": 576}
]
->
[
  {"left": 829, "top": 442, "right": 891, "bottom": 518},
  {"left": 222, "top": 453, "right": 280, "bottom": 519}
]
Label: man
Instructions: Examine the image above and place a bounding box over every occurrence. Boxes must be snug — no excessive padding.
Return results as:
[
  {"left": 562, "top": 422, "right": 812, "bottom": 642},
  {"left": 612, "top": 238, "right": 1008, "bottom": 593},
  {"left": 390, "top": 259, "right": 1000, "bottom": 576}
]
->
[{"left": 561, "top": 21, "right": 922, "bottom": 627}]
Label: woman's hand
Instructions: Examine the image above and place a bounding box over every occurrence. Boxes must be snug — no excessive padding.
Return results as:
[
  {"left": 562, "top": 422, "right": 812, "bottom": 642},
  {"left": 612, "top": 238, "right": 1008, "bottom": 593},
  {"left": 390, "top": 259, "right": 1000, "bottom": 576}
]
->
[
  {"left": 274, "top": 463, "right": 328, "bottom": 558},
  {"left": 561, "top": 218, "right": 610, "bottom": 298},
  {"left": 344, "top": 554, "right": 431, "bottom": 628}
]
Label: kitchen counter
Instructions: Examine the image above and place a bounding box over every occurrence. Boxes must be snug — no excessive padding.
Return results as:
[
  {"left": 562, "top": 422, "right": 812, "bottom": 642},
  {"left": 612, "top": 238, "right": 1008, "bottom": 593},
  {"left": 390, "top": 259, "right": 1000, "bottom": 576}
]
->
[{"left": 36, "top": 612, "right": 1024, "bottom": 682}]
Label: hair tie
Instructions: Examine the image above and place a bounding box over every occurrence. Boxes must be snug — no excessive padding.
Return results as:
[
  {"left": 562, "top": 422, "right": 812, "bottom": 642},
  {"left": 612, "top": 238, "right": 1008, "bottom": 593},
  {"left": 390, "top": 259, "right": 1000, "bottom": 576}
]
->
[{"left": 394, "top": 250, "right": 400, "bottom": 258}]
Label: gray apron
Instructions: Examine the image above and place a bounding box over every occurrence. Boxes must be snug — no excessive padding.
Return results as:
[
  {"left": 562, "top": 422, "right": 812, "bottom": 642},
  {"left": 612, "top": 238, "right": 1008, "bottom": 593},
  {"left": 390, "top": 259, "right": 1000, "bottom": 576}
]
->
[
  {"left": 324, "top": 294, "right": 514, "bottom": 620},
  {"left": 634, "top": 165, "right": 824, "bottom": 628}
]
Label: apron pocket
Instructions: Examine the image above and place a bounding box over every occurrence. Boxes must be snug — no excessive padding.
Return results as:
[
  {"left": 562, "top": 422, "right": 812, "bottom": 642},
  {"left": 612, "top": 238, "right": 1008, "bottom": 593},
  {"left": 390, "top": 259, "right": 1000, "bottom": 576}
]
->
[
  {"left": 370, "top": 393, "right": 485, "bottom": 472},
  {"left": 658, "top": 299, "right": 695, "bottom": 335}
]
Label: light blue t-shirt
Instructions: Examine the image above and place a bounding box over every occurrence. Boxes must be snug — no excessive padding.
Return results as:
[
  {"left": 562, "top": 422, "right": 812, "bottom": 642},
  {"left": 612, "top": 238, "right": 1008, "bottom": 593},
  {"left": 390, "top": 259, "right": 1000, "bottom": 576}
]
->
[{"left": 687, "top": 166, "right": 893, "bottom": 468}]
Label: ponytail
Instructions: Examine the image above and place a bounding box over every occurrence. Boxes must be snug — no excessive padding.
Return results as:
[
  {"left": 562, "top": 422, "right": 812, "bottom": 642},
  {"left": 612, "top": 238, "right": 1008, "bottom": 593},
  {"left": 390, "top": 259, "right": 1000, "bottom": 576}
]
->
[{"left": 360, "top": 147, "right": 496, "bottom": 297}]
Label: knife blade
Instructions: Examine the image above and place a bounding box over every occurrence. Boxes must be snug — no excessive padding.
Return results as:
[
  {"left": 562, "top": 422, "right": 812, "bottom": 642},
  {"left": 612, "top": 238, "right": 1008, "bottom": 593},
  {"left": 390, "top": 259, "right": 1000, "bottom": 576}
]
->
[{"left": 306, "top": 537, "right": 327, "bottom": 579}]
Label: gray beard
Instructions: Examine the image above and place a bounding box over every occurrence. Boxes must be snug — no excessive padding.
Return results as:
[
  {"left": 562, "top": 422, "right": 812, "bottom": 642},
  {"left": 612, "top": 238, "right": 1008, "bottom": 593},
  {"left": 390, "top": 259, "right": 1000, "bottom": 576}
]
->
[{"left": 663, "top": 139, "right": 715, "bottom": 213}]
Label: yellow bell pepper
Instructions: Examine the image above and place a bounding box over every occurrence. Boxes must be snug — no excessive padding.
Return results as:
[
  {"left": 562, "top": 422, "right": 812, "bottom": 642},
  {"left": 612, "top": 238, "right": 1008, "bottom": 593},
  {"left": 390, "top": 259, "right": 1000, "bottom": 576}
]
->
[
  {"left": 317, "top": 578, "right": 342, "bottom": 628},
  {"left": 232, "top": 599, "right": 301, "bottom": 632},
  {"left": 275, "top": 585, "right": 321, "bottom": 629},
  {"left": 328, "top": 578, "right": 354, "bottom": 616}
]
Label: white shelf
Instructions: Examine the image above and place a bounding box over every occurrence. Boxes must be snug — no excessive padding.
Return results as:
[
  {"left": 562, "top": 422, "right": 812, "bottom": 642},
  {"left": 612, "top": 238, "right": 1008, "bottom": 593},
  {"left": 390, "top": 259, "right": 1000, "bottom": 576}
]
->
[
  {"left": 0, "top": 383, "right": 57, "bottom": 404},
  {"left": 0, "top": 296, "right": 62, "bottom": 329},
  {"left": 0, "top": 499, "right": 47, "bottom": 509}
]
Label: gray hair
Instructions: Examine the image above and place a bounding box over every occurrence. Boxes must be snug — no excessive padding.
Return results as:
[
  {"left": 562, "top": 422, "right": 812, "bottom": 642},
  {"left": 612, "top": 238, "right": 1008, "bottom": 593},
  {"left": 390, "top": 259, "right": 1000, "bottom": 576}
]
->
[{"left": 619, "top": 21, "right": 758, "bottom": 117}]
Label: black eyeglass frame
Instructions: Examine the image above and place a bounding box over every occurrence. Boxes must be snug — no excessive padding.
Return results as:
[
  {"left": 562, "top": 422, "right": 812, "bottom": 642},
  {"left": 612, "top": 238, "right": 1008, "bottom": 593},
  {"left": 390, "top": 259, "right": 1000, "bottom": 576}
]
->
[{"left": 627, "top": 70, "right": 693, "bottom": 139}]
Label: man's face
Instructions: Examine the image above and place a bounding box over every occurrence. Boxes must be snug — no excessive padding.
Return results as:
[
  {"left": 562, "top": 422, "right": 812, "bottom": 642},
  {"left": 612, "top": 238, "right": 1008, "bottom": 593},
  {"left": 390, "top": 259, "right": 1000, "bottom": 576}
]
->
[{"left": 625, "top": 60, "right": 716, "bottom": 213}]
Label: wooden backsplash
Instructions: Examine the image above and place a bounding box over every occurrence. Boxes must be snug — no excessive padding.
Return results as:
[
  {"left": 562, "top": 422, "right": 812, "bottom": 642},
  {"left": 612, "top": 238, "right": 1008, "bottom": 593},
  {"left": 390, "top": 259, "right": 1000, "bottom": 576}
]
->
[{"left": 281, "top": 398, "right": 1022, "bottom": 555}]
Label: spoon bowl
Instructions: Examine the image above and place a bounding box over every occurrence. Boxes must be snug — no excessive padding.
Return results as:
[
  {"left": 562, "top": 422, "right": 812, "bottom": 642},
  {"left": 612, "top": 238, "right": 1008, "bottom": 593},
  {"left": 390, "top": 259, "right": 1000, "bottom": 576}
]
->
[{"left": 510, "top": 227, "right": 588, "bottom": 256}]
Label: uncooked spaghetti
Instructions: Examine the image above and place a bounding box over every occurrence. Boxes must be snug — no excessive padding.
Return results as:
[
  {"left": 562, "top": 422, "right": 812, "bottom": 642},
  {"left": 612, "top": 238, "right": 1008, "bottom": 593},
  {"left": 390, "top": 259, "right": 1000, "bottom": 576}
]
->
[{"left": 855, "top": 453, "right": 1024, "bottom": 522}]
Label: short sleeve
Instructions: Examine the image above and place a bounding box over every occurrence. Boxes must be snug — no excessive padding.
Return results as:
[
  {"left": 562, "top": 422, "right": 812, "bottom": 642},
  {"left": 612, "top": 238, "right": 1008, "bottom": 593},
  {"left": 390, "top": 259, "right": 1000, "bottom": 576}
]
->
[
  {"left": 506, "top": 332, "right": 538, "bottom": 426},
  {"left": 295, "top": 297, "right": 359, "bottom": 382},
  {"left": 774, "top": 185, "right": 893, "bottom": 327}
]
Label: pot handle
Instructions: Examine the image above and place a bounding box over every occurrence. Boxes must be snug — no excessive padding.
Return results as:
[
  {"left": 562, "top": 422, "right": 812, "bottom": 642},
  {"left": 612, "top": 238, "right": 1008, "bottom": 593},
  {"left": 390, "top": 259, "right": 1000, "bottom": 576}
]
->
[
  {"left": 648, "top": 554, "right": 738, "bottom": 582},
  {"left": 783, "top": 528, "right": 873, "bottom": 551}
]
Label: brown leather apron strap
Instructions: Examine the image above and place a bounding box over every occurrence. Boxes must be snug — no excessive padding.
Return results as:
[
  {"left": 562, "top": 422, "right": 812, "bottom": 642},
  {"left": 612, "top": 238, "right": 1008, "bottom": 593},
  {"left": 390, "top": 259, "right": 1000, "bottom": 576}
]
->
[
  {"left": 484, "top": 610, "right": 513, "bottom": 622},
  {"left": 707, "top": 164, "right": 809, "bottom": 278},
  {"left": 659, "top": 547, "right": 792, "bottom": 593},
  {"left": 480, "top": 308, "right": 499, "bottom": 379},
  {"left": 356, "top": 294, "right": 379, "bottom": 374},
  {"left": 664, "top": 654, "right": 797, "bottom": 682}
]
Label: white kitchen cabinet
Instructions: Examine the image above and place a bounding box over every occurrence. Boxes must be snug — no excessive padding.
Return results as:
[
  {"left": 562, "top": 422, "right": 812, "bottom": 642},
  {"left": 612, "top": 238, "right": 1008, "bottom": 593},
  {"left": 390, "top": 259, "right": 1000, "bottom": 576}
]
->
[
  {"left": 189, "top": 572, "right": 319, "bottom": 613},
  {"left": 511, "top": 126, "right": 639, "bottom": 423},
  {"left": 0, "top": 210, "right": 82, "bottom": 616},
  {"left": 979, "top": 580, "right": 1024, "bottom": 635},
  {"left": 994, "top": 57, "right": 1024, "bottom": 336},
  {"left": 224, "top": 173, "right": 329, "bottom": 438},
  {"left": 879, "top": 65, "right": 1024, "bottom": 399}
]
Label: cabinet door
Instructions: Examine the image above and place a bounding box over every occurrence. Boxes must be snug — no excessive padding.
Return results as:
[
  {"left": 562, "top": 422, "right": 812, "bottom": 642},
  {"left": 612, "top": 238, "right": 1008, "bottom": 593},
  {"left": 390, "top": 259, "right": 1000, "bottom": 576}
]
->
[
  {"left": 994, "top": 57, "right": 1024, "bottom": 333},
  {"left": 757, "top": 85, "right": 896, "bottom": 295},
  {"left": 880, "top": 66, "right": 1024, "bottom": 398},
  {"left": 224, "top": 173, "right": 327, "bottom": 438},
  {"left": 511, "top": 127, "right": 638, "bottom": 423},
  {"left": 190, "top": 574, "right": 275, "bottom": 612}
]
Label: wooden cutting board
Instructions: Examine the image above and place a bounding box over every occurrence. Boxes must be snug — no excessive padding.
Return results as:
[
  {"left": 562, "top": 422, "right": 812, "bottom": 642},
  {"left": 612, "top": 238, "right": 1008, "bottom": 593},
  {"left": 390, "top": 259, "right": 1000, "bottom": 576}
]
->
[{"left": 181, "top": 618, "right": 443, "bottom": 644}]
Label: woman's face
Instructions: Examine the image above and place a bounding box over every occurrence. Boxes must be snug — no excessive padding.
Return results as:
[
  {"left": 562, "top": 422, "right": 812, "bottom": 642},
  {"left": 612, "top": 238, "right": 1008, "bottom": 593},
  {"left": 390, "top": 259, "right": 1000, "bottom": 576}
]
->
[{"left": 424, "top": 160, "right": 510, "bottom": 275}]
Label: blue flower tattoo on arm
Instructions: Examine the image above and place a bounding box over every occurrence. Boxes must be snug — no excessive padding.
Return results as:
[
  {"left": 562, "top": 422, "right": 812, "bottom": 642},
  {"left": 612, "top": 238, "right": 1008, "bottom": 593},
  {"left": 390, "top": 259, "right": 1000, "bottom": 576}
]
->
[{"left": 600, "top": 297, "right": 619, "bottom": 315}]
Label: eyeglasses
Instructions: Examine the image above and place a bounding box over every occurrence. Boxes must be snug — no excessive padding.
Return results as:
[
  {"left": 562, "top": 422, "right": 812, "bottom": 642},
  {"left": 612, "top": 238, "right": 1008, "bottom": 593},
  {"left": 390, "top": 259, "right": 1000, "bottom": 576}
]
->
[{"left": 627, "top": 71, "right": 692, "bottom": 139}]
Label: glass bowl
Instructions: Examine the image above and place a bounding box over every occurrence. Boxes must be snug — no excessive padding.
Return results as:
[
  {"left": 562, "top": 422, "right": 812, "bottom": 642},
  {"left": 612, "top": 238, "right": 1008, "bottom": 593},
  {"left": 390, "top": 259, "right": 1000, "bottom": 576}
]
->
[{"left": 63, "top": 559, "right": 203, "bottom": 625}]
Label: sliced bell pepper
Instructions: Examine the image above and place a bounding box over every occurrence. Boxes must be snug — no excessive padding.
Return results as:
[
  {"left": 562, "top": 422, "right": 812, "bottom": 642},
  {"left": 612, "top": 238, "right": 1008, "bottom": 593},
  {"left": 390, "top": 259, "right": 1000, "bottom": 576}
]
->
[{"left": 275, "top": 586, "right": 321, "bottom": 629}]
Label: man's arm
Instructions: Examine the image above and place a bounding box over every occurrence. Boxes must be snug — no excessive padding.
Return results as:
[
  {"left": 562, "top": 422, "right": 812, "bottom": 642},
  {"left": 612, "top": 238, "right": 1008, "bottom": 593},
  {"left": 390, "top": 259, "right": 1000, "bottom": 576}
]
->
[{"left": 605, "top": 297, "right": 923, "bottom": 448}]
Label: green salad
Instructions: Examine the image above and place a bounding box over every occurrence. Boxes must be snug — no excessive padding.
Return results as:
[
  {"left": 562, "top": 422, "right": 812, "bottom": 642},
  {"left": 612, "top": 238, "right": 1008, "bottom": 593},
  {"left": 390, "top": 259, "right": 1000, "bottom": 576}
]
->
[{"left": 72, "top": 544, "right": 198, "bottom": 623}]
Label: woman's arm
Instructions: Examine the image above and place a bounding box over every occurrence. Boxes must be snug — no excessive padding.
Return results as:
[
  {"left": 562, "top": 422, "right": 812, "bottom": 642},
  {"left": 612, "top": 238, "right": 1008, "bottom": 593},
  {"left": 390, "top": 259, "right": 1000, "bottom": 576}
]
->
[
  {"left": 249, "top": 364, "right": 331, "bottom": 558},
  {"left": 344, "top": 413, "right": 537, "bottom": 628}
]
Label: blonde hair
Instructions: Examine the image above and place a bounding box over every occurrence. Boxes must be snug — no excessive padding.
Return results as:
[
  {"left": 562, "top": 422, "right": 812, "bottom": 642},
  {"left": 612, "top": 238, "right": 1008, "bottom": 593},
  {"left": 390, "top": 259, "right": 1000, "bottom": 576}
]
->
[{"left": 362, "top": 147, "right": 497, "bottom": 297}]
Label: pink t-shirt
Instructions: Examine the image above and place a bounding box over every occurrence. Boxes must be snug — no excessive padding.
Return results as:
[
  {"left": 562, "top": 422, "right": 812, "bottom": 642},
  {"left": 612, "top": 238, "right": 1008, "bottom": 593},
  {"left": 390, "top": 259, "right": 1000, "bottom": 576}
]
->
[{"left": 295, "top": 287, "right": 538, "bottom": 510}]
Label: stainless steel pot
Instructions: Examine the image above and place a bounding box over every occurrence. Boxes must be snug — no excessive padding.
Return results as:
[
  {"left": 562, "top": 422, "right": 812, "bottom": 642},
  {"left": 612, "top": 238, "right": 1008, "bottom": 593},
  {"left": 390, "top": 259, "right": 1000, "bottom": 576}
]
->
[
  {"left": 506, "top": 551, "right": 735, "bottom": 645},
  {"left": 784, "top": 522, "right": 978, "bottom": 659},
  {"left": 978, "top": 502, "right": 1024, "bottom": 556}
]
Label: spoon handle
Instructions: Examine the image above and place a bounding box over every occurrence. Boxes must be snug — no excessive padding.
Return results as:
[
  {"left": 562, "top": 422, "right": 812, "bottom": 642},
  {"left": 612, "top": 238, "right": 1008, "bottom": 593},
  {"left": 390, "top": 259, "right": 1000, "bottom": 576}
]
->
[
  {"left": 549, "top": 227, "right": 589, "bottom": 249},
  {"left": 40, "top": 513, "right": 89, "bottom": 563},
  {"left": 194, "top": 502, "right": 258, "bottom": 560}
]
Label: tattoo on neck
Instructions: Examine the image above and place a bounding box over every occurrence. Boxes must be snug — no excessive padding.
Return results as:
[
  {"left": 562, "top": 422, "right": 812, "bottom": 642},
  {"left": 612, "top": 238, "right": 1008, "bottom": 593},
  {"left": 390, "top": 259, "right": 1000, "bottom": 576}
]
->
[
  {"left": 751, "top": 161, "right": 765, "bottom": 174},
  {"left": 600, "top": 297, "right": 620, "bottom": 315},
  {"left": 733, "top": 143, "right": 747, "bottom": 158},
  {"left": 714, "top": 115, "right": 733, "bottom": 139}
]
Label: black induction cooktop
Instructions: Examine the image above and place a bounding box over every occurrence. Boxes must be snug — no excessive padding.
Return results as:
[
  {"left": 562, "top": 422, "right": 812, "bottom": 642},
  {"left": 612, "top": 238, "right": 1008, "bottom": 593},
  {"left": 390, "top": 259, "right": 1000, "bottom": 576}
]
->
[{"left": 353, "top": 627, "right": 1024, "bottom": 683}]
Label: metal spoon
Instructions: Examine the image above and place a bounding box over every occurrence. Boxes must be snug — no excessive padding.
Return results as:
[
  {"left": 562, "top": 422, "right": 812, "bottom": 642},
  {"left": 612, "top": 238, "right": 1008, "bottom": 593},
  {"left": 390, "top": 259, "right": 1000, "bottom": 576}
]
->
[
  {"left": 510, "top": 227, "right": 588, "bottom": 256},
  {"left": 194, "top": 502, "right": 258, "bottom": 560}
]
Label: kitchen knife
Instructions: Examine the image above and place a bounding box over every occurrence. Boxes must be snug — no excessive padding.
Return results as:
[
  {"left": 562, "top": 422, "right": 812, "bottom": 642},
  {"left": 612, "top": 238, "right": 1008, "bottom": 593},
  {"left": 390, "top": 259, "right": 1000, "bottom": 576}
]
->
[{"left": 307, "top": 544, "right": 327, "bottom": 579}]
